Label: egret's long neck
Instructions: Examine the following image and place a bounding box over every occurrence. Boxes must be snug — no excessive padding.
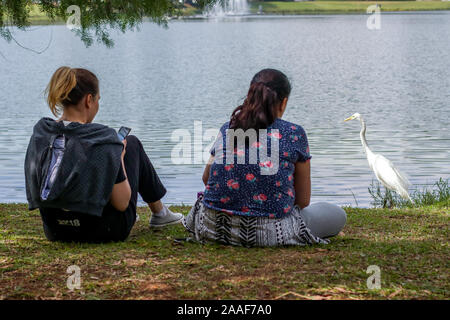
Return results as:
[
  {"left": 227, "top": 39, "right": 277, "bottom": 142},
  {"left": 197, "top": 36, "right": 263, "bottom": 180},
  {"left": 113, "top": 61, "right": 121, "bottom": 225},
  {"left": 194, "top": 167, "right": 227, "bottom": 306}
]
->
[{"left": 359, "top": 118, "right": 373, "bottom": 157}]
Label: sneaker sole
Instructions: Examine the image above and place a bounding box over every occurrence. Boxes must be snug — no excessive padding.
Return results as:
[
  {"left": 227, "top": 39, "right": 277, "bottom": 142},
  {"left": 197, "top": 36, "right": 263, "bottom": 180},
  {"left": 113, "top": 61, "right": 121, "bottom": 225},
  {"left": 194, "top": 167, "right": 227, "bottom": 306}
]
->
[{"left": 149, "top": 217, "right": 184, "bottom": 228}]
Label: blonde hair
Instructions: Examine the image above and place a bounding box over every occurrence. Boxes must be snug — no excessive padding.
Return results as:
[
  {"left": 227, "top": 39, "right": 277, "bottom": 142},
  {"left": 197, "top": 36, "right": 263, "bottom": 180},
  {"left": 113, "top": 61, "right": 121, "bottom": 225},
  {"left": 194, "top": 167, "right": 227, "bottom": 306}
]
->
[
  {"left": 45, "top": 66, "right": 99, "bottom": 117},
  {"left": 45, "top": 67, "right": 77, "bottom": 117}
]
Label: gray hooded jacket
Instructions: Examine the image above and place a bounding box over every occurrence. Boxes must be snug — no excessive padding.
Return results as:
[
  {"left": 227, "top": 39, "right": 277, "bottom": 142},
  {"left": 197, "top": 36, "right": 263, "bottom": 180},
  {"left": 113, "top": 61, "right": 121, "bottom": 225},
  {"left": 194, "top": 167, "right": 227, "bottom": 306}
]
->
[{"left": 24, "top": 118, "right": 123, "bottom": 217}]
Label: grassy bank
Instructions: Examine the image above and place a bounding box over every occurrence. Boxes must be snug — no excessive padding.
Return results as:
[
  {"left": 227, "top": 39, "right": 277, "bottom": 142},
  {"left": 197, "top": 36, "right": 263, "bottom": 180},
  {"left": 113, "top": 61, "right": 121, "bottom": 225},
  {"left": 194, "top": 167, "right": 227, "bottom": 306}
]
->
[
  {"left": 0, "top": 203, "right": 448, "bottom": 299},
  {"left": 369, "top": 178, "right": 450, "bottom": 209},
  {"left": 18, "top": 1, "right": 450, "bottom": 24},
  {"left": 27, "top": 5, "right": 63, "bottom": 25},
  {"left": 249, "top": 1, "right": 450, "bottom": 15}
]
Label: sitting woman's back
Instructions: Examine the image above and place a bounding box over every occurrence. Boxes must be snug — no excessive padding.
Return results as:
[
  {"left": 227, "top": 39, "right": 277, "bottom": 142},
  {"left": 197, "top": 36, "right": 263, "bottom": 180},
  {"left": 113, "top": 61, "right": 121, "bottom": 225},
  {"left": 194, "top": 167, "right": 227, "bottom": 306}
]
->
[
  {"left": 25, "top": 66, "right": 182, "bottom": 243},
  {"left": 184, "top": 68, "right": 347, "bottom": 247},
  {"left": 204, "top": 118, "right": 311, "bottom": 219}
]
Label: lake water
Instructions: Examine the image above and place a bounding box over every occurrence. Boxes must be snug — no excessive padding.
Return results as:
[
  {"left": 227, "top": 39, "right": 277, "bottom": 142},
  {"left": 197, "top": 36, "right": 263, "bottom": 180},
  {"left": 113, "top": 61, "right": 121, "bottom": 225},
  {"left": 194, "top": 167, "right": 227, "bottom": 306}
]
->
[{"left": 0, "top": 13, "right": 449, "bottom": 207}]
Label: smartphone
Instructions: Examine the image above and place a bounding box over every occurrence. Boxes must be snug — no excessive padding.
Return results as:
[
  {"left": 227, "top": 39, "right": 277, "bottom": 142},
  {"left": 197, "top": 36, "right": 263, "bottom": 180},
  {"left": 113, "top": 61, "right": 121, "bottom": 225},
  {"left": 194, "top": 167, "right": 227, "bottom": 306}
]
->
[{"left": 117, "top": 126, "right": 131, "bottom": 141}]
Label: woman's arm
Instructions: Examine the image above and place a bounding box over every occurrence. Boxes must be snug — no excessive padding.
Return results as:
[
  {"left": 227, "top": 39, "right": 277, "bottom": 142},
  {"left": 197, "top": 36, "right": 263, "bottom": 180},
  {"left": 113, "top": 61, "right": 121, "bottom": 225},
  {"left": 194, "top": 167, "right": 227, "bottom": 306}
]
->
[
  {"left": 110, "top": 140, "right": 132, "bottom": 212},
  {"left": 202, "top": 155, "right": 215, "bottom": 186},
  {"left": 294, "top": 160, "right": 311, "bottom": 209}
]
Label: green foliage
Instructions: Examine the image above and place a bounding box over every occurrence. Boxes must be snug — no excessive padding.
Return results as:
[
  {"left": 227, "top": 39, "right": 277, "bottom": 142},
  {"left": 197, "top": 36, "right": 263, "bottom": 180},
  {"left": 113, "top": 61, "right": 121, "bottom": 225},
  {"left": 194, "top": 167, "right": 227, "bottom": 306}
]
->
[
  {"left": 369, "top": 178, "right": 450, "bottom": 209},
  {"left": 0, "top": 0, "right": 218, "bottom": 47}
]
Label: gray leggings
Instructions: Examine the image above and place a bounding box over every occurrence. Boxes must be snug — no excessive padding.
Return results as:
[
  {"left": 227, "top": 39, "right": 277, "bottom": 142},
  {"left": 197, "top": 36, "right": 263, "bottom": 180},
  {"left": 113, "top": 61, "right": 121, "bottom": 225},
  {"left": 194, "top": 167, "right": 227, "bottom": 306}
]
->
[{"left": 297, "top": 202, "right": 347, "bottom": 239}]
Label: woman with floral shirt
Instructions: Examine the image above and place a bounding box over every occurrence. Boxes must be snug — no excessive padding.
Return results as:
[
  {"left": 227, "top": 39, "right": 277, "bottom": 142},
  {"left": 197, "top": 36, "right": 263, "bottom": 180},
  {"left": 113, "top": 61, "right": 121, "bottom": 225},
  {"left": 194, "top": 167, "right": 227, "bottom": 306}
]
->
[{"left": 183, "top": 69, "right": 346, "bottom": 247}]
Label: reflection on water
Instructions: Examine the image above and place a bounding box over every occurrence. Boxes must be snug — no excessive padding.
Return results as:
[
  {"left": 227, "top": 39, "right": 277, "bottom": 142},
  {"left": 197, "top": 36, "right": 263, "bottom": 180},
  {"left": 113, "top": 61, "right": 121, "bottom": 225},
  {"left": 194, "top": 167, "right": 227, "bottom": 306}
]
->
[{"left": 0, "top": 13, "right": 449, "bottom": 207}]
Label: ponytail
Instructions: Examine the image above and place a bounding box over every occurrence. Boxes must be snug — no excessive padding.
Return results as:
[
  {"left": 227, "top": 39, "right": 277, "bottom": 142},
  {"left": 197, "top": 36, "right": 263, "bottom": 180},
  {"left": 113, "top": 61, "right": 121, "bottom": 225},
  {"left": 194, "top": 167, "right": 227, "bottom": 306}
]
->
[
  {"left": 45, "top": 66, "right": 99, "bottom": 117},
  {"left": 230, "top": 69, "right": 291, "bottom": 131},
  {"left": 45, "top": 67, "right": 77, "bottom": 117}
]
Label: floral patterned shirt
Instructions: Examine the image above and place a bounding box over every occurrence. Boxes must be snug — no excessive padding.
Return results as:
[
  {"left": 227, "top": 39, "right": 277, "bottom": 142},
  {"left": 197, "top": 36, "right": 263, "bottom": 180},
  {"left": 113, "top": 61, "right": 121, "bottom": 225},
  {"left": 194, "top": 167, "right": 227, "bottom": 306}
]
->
[{"left": 203, "top": 118, "right": 311, "bottom": 218}]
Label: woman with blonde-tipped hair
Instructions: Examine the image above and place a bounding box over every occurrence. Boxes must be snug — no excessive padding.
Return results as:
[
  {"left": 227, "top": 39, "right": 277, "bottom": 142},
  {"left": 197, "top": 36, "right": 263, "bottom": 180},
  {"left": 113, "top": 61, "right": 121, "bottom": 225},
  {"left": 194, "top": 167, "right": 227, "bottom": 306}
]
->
[{"left": 25, "top": 67, "right": 182, "bottom": 242}]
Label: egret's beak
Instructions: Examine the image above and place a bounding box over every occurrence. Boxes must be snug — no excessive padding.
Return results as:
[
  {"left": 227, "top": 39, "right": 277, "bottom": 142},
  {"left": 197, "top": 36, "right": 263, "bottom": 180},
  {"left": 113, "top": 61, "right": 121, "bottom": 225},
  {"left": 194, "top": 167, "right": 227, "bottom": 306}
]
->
[{"left": 344, "top": 116, "right": 354, "bottom": 122}]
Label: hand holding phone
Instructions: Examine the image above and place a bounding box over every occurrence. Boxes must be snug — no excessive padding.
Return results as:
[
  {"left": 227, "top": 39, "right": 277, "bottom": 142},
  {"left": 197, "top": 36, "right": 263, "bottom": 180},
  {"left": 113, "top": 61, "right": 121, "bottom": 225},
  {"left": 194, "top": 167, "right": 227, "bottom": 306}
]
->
[{"left": 118, "top": 126, "right": 131, "bottom": 141}]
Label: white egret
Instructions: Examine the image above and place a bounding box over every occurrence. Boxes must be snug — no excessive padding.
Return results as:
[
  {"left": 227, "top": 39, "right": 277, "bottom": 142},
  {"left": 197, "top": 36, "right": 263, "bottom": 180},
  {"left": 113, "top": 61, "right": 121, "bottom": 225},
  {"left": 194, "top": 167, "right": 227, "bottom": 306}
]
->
[{"left": 344, "top": 113, "right": 412, "bottom": 201}]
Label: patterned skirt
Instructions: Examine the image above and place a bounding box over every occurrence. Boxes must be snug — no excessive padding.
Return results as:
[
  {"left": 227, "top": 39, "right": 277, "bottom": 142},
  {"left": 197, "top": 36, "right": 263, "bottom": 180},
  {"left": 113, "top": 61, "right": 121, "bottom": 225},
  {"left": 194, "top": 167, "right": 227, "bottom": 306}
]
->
[{"left": 182, "top": 195, "right": 329, "bottom": 247}]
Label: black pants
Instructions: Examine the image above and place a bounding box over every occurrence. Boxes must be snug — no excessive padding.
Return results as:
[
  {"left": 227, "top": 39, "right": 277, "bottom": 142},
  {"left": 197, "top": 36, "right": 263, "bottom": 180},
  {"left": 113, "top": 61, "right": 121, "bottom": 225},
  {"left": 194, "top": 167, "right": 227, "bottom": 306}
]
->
[{"left": 41, "top": 135, "right": 167, "bottom": 243}]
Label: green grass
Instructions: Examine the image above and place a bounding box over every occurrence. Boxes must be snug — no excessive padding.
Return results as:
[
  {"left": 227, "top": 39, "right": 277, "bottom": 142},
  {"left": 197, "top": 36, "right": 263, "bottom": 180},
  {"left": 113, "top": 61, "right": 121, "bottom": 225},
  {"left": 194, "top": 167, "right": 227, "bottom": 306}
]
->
[
  {"left": 249, "top": 1, "right": 450, "bottom": 15},
  {"left": 369, "top": 178, "right": 450, "bottom": 209},
  {"left": 0, "top": 203, "right": 448, "bottom": 299}
]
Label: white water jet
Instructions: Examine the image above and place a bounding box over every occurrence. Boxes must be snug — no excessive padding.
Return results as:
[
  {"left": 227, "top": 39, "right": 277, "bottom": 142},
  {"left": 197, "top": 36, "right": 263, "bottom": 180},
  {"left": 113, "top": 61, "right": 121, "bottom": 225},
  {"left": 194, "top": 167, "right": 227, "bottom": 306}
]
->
[{"left": 204, "top": 0, "right": 249, "bottom": 17}]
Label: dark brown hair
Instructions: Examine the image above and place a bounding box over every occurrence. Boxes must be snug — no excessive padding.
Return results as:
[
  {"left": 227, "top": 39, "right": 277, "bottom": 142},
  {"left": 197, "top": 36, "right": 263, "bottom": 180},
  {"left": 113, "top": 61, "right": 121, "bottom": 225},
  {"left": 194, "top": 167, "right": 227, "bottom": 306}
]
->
[
  {"left": 45, "top": 67, "right": 99, "bottom": 116},
  {"left": 230, "top": 69, "right": 291, "bottom": 131}
]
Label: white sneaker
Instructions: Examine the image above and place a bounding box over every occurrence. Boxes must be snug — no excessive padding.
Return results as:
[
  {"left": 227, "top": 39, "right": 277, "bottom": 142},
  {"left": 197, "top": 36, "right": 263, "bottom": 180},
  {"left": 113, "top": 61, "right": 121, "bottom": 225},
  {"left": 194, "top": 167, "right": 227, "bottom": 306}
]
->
[{"left": 149, "top": 206, "right": 183, "bottom": 228}]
